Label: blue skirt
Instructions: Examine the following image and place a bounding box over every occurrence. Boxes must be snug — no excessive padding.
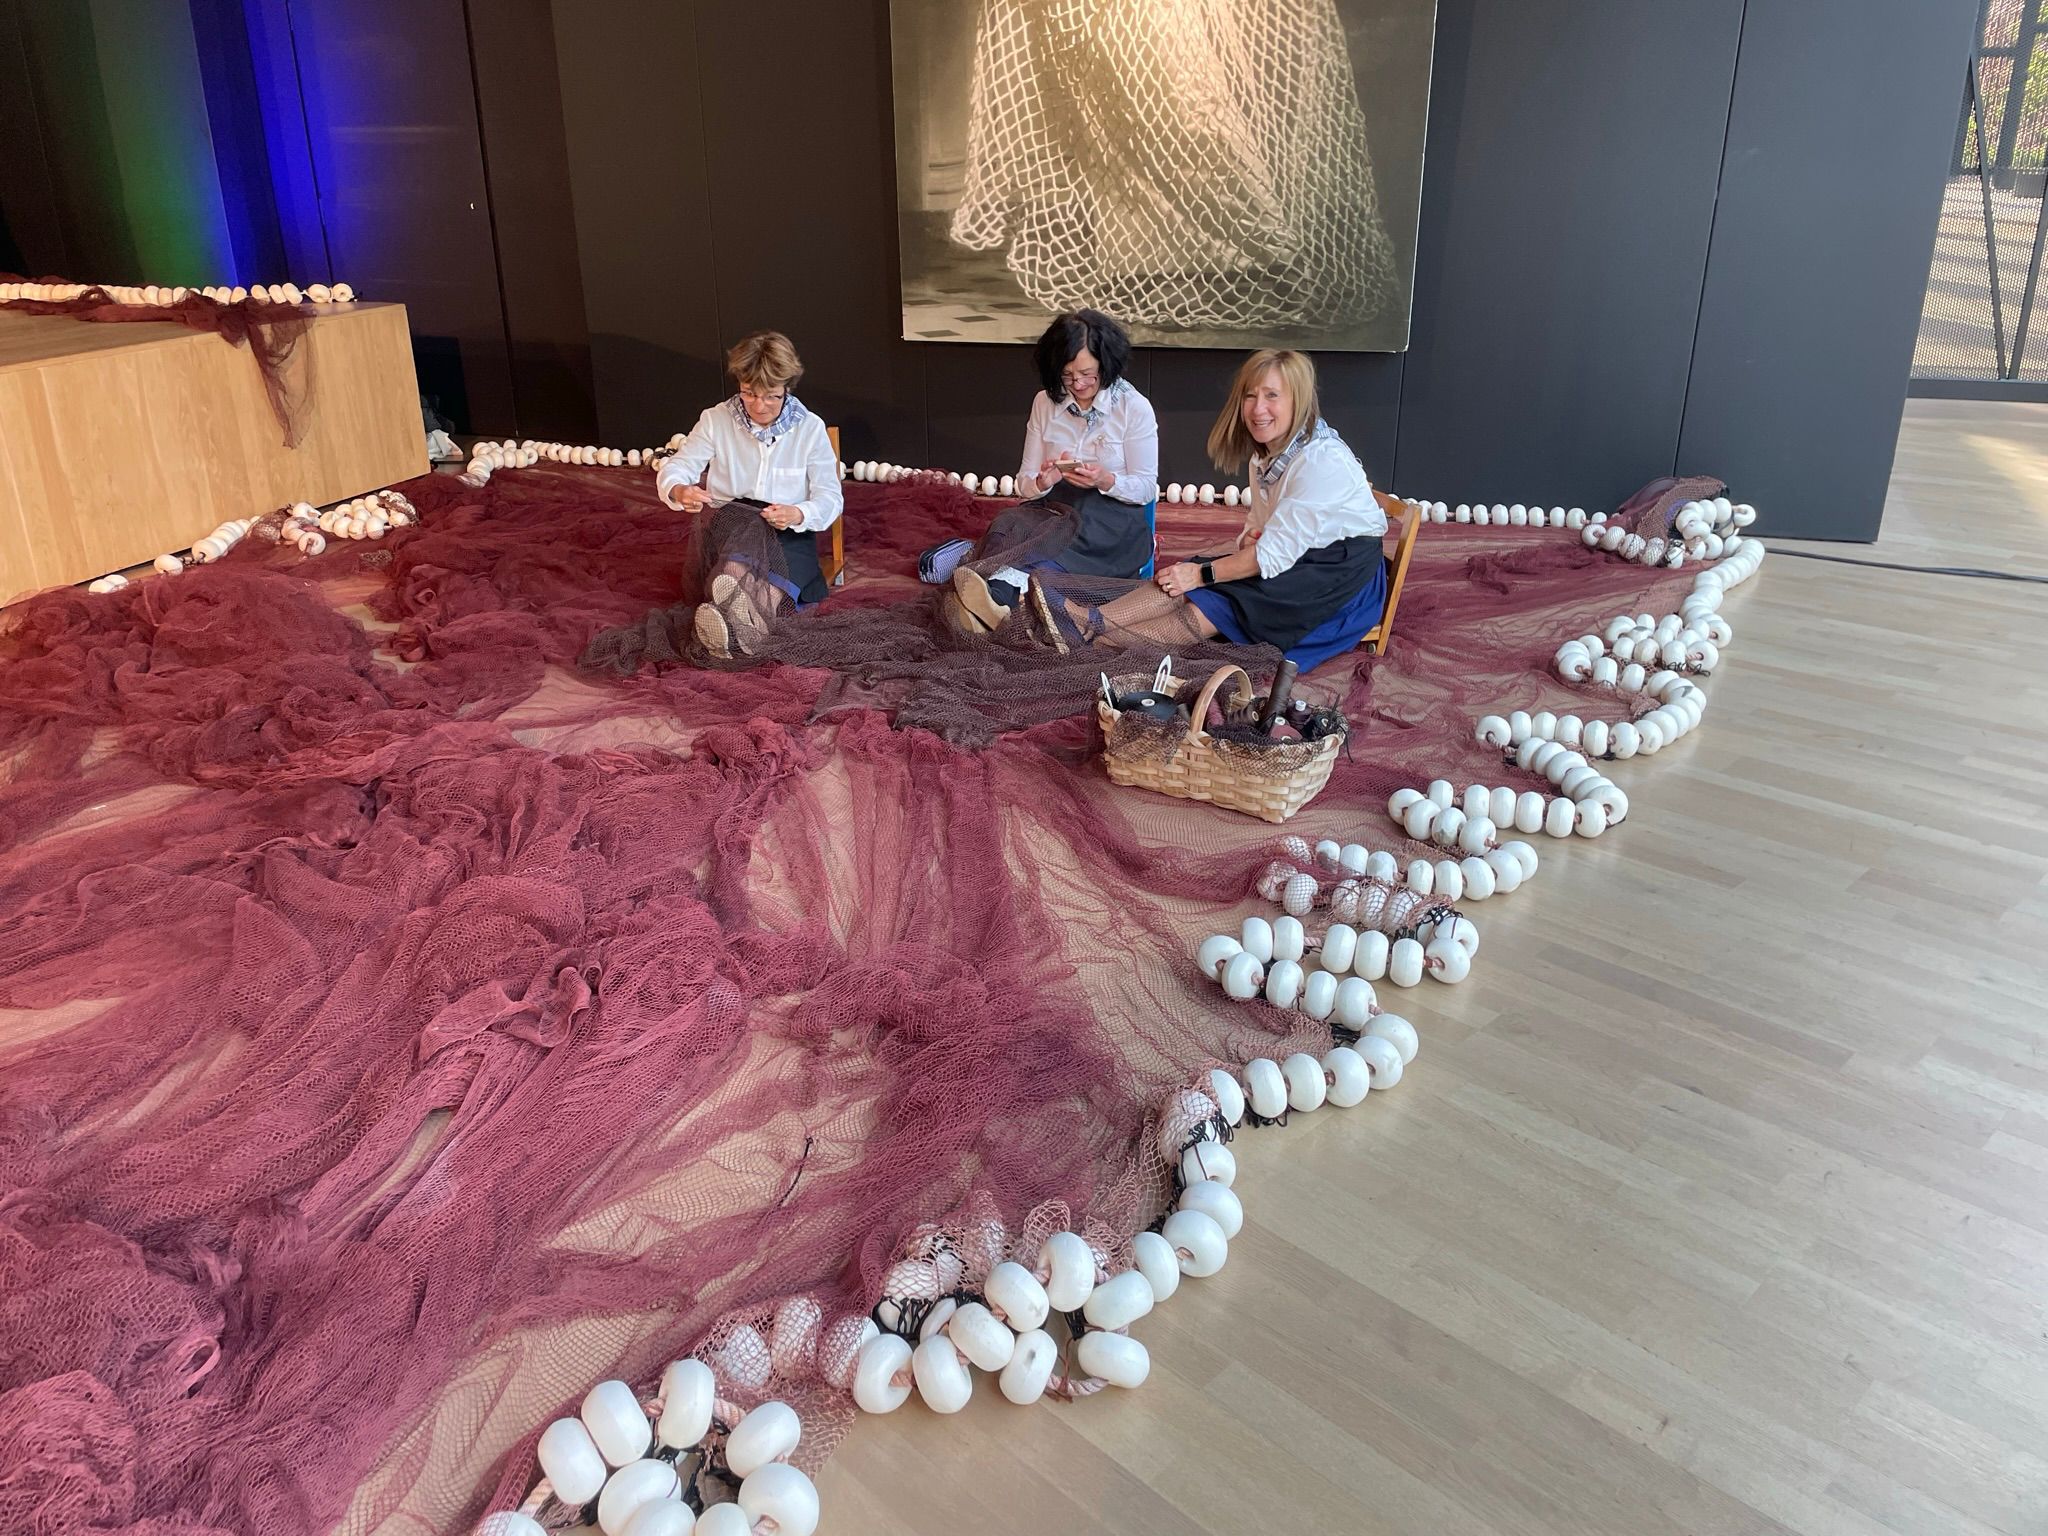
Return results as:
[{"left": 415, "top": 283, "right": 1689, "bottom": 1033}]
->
[{"left": 1189, "top": 559, "right": 1388, "bottom": 673}]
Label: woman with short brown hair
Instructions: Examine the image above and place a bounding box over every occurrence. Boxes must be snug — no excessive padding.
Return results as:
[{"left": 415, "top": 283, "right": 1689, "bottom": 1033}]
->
[{"left": 656, "top": 330, "right": 842, "bottom": 657}]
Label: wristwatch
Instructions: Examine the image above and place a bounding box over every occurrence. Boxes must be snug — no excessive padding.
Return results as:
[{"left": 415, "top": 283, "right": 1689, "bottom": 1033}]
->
[{"left": 1199, "top": 560, "right": 1216, "bottom": 587}]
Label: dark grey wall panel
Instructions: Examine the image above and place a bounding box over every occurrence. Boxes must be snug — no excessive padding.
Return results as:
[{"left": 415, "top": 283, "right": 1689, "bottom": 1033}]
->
[
  {"left": 549, "top": 0, "right": 724, "bottom": 446},
  {"left": 1677, "top": 0, "right": 1977, "bottom": 540},
  {"left": 924, "top": 342, "right": 1048, "bottom": 480},
  {"left": 538, "top": 0, "right": 1963, "bottom": 540},
  {"left": 689, "top": 0, "right": 927, "bottom": 462},
  {"left": 0, "top": 0, "right": 68, "bottom": 273},
  {"left": 285, "top": 0, "right": 516, "bottom": 432},
  {"left": 468, "top": 0, "right": 598, "bottom": 442},
  {"left": 1393, "top": 0, "right": 1744, "bottom": 513}
]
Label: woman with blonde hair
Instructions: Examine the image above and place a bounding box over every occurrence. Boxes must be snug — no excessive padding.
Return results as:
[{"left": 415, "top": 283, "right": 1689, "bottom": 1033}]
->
[
  {"left": 1030, "top": 348, "right": 1387, "bottom": 666},
  {"left": 656, "top": 331, "right": 843, "bottom": 657}
]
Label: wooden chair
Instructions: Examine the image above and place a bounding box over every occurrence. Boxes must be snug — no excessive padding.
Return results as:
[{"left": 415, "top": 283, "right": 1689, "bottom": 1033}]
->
[
  {"left": 1359, "top": 493, "right": 1421, "bottom": 654},
  {"left": 823, "top": 426, "right": 846, "bottom": 587}
]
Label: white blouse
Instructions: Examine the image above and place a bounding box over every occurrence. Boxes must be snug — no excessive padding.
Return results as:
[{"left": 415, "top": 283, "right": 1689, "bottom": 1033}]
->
[
  {"left": 655, "top": 404, "right": 844, "bottom": 533},
  {"left": 1242, "top": 432, "right": 1387, "bottom": 579},
  {"left": 1017, "top": 380, "right": 1160, "bottom": 506}
]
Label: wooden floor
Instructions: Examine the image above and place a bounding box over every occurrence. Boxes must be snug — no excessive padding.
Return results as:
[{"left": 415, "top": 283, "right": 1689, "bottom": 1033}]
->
[{"left": 820, "top": 400, "right": 2048, "bottom": 1536}]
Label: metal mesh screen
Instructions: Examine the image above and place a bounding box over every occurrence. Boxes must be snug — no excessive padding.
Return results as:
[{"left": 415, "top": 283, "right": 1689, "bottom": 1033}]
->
[{"left": 1914, "top": 0, "right": 2048, "bottom": 379}]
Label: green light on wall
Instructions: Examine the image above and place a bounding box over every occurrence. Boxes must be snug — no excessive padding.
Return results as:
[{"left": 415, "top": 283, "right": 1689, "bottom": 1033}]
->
[{"left": 19, "top": 0, "right": 235, "bottom": 282}]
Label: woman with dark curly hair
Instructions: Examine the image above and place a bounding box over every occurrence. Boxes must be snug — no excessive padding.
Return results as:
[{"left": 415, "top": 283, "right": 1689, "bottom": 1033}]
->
[{"left": 920, "top": 308, "right": 1160, "bottom": 632}]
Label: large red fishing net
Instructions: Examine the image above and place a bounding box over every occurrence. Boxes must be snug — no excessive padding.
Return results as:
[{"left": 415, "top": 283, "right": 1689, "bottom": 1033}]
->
[{"left": 0, "top": 460, "right": 1706, "bottom": 1535}]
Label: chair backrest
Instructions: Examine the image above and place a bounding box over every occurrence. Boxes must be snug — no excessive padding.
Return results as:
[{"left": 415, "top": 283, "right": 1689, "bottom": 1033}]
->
[
  {"left": 1366, "top": 500, "right": 1422, "bottom": 652},
  {"left": 823, "top": 426, "right": 846, "bottom": 585}
]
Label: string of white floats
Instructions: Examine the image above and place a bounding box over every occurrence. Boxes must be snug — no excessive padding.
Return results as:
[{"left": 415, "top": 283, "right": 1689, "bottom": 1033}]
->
[
  {"left": 1475, "top": 539, "right": 1764, "bottom": 772},
  {"left": 476, "top": 1023, "right": 1422, "bottom": 1534},
  {"left": 1579, "top": 497, "right": 1753, "bottom": 568},
  {"left": 1163, "top": 482, "right": 1251, "bottom": 507},
  {"left": 84, "top": 488, "right": 423, "bottom": 591},
  {"left": 465, "top": 435, "right": 690, "bottom": 480},
  {"left": 1398, "top": 498, "right": 1587, "bottom": 528},
  {"left": 1200, "top": 897, "right": 1475, "bottom": 1006},
  {"left": 489, "top": 1363, "right": 818, "bottom": 1536},
  {"left": 0, "top": 277, "right": 356, "bottom": 307},
  {"left": 1393, "top": 491, "right": 1758, "bottom": 556},
  {"left": 848, "top": 461, "right": 1017, "bottom": 497},
  {"left": 87, "top": 516, "right": 260, "bottom": 591},
  {"left": 847, "top": 461, "right": 1264, "bottom": 508},
  {"left": 848, "top": 1043, "right": 1419, "bottom": 1418},
  {"left": 1267, "top": 825, "right": 1541, "bottom": 913}
]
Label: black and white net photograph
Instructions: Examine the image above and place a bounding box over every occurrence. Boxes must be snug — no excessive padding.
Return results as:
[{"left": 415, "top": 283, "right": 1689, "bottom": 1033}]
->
[{"left": 891, "top": 0, "right": 1438, "bottom": 349}]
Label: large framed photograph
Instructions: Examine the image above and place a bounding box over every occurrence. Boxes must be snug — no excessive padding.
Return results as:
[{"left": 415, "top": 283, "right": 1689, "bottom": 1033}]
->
[{"left": 891, "top": 0, "right": 1438, "bottom": 350}]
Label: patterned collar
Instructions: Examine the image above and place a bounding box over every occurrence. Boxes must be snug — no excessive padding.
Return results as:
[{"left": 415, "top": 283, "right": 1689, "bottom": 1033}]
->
[
  {"left": 1254, "top": 417, "right": 1337, "bottom": 489},
  {"left": 1060, "top": 376, "right": 1128, "bottom": 424},
  {"left": 728, "top": 392, "right": 807, "bottom": 444}
]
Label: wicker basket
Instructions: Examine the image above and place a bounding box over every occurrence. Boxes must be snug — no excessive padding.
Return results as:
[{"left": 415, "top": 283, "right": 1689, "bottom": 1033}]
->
[{"left": 1096, "top": 663, "right": 1341, "bottom": 823}]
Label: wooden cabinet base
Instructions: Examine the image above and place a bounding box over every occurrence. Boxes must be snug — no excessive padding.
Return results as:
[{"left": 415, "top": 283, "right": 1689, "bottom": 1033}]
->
[{"left": 0, "top": 302, "right": 427, "bottom": 604}]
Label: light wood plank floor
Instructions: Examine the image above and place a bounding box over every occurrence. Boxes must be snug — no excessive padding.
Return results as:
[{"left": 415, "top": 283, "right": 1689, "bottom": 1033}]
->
[{"left": 820, "top": 399, "right": 2048, "bottom": 1536}]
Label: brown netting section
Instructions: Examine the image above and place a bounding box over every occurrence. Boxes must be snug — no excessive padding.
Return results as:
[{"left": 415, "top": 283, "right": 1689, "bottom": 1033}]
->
[
  {"left": 1604, "top": 474, "right": 1727, "bottom": 544},
  {"left": 950, "top": 0, "right": 1398, "bottom": 333},
  {"left": 1, "top": 274, "right": 316, "bottom": 445},
  {"left": 0, "top": 457, "right": 1714, "bottom": 1535},
  {"left": 583, "top": 478, "right": 1250, "bottom": 746}
]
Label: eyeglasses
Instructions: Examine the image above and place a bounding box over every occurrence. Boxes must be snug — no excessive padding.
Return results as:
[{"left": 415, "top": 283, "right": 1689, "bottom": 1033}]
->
[
  {"left": 739, "top": 387, "right": 787, "bottom": 405},
  {"left": 1060, "top": 369, "right": 1099, "bottom": 387}
]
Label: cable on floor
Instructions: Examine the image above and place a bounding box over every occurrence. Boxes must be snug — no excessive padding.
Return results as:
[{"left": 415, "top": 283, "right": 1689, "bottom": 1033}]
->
[{"left": 1765, "top": 548, "right": 2048, "bottom": 584}]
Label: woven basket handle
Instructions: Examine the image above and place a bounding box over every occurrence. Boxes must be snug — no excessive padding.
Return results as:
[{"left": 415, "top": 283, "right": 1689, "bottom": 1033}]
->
[{"left": 1186, "top": 663, "right": 1253, "bottom": 743}]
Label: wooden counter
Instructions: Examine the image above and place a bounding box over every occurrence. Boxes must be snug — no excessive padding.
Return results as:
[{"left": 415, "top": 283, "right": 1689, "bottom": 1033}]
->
[{"left": 0, "top": 301, "right": 426, "bottom": 602}]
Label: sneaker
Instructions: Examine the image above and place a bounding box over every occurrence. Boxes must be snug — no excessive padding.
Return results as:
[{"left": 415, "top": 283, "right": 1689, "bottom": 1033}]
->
[
  {"left": 937, "top": 589, "right": 989, "bottom": 637},
  {"left": 694, "top": 602, "right": 734, "bottom": 658},
  {"left": 707, "top": 573, "right": 769, "bottom": 655},
  {"left": 952, "top": 566, "right": 1011, "bottom": 632},
  {"left": 919, "top": 538, "right": 974, "bottom": 584}
]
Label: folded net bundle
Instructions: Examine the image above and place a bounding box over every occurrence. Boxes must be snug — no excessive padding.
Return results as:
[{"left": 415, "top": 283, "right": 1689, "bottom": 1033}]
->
[
  {"left": 0, "top": 273, "right": 315, "bottom": 445},
  {"left": 0, "top": 458, "right": 1699, "bottom": 1534},
  {"left": 950, "top": 0, "right": 1397, "bottom": 333}
]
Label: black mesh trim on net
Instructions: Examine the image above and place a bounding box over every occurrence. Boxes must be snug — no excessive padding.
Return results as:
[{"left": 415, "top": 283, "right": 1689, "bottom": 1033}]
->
[
  {"left": 1165, "top": 1117, "right": 1237, "bottom": 1198},
  {"left": 1395, "top": 899, "right": 1461, "bottom": 942},
  {"left": 869, "top": 1295, "right": 938, "bottom": 1341}
]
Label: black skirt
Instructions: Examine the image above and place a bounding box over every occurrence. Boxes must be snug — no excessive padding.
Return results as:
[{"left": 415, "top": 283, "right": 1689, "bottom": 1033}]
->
[
  {"left": 976, "top": 481, "right": 1153, "bottom": 579},
  {"left": 1208, "top": 535, "right": 1384, "bottom": 650},
  {"left": 724, "top": 498, "right": 827, "bottom": 605},
  {"left": 776, "top": 526, "right": 827, "bottom": 605}
]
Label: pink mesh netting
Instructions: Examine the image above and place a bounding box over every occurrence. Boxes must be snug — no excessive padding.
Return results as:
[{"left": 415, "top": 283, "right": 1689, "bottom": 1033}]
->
[
  {"left": 1, "top": 274, "right": 315, "bottom": 446},
  {"left": 0, "top": 458, "right": 1706, "bottom": 1534}
]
